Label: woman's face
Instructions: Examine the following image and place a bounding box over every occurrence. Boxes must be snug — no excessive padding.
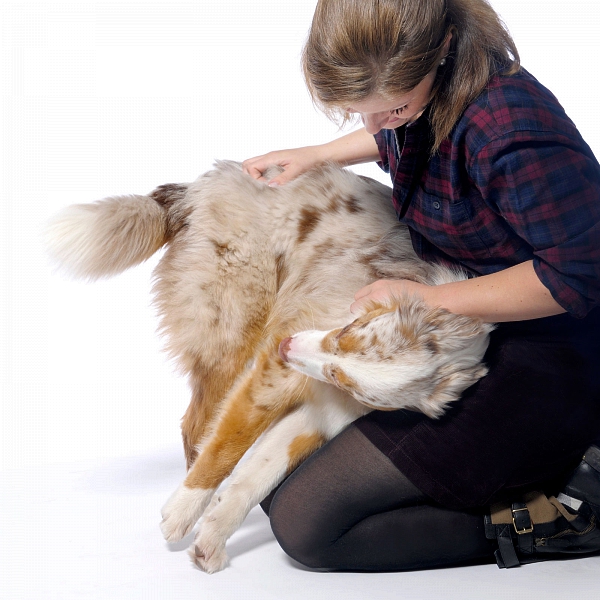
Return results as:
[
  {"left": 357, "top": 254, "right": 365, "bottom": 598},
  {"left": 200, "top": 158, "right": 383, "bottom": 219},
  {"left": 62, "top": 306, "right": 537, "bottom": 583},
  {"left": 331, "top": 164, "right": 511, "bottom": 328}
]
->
[{"left": 346, "top": 68, "right": 438, "bottom": 135}]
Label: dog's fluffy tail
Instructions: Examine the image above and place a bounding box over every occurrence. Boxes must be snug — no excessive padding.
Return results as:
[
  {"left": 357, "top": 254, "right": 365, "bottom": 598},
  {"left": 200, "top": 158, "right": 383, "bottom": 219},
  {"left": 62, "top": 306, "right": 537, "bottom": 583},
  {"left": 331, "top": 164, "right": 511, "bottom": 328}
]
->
[{"left": 44, "top": 183, "right": 188, "bottom": 280}]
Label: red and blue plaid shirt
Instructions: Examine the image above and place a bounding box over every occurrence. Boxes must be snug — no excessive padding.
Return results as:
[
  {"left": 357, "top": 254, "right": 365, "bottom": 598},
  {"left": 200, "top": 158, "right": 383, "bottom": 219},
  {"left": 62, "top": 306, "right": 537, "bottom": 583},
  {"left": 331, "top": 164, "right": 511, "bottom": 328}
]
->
[{"left": 374, "top": 68, "right": 600, "bottom": 318}]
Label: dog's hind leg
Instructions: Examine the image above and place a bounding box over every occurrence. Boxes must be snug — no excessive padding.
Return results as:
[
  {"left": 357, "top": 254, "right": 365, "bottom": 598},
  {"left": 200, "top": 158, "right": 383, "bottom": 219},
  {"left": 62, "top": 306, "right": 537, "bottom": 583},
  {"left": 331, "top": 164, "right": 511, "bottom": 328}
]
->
[
  {"left": 181, "top": 356, "right": 253, "bottom": 469},
  {"left": 173, "top": 278, "right": 279, "bottom": 468},
  {"left": 160, "top": 350, "right": 304, "bottom": 544},
  {"left": 189, "top": 405, "right": 328, "bottom": 573}
]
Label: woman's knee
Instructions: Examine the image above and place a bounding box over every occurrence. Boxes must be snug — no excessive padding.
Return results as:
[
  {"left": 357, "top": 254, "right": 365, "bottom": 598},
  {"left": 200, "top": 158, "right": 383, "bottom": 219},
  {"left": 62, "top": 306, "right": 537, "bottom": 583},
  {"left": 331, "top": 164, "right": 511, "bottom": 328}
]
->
[{"left": 267, "top": 488, "right": 332, "bottom": 569}]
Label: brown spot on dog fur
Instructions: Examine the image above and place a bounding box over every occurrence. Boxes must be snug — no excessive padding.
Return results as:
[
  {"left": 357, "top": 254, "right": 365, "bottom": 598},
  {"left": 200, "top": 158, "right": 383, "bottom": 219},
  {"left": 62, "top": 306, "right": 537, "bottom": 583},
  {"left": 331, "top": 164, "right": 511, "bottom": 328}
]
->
[
  {"left": 184, "top": 352, "right": 300, "bottom": 489},
  {"left": 397, "top": 323, "right": 420, "bottom": 348},
  {"left": 344, "top": 195, "right": 363, "bottom": 214},
  {"left": 320, "top": 307, "right": 395, "bottom": 357},
  {"left": 297, "top": 206, "right": 322, "bottom": 243},
  {"left": 326, "top": 192, "right": 350, "bottom": 214},
  {"left": 326, "top": 195, "right": 341, "bottom": 213},
  {"left": 316, "top": 238, "right": 335, "bottom": 252},
  {"left": 275, "top": 253, "right": 288, "bottom": 291},
  {"left": 150, "top": 183, "right": 188, "bottom": 208},
  {"left": 357, "top": 252, "right": 387, "bottom": 282},
  {"left": 337, "top": 332, "right": 362, "bottom": 354},
  {"left": 424, "top": 336, "right": 440, "bottom": 355},
  {"left": 287, "top": 432, "right": 326, "bottom": 474},
  {"left": 302, "top": 238, "right": 345, "bottom": 275},
  {"left": 355, "top": 304, "right": 393, "bottom": 323},
  {"left": 149, "top": 183, "right": 191, "bottom": 240},
  {"left": 325, "top": 365, "right": 358, "bottom": 391},
  {"left": 210, "top": 239, "right": 230, "bottom": 258},
  {"left": 320, "top": 330, "right": 338, "bottom": 353}
]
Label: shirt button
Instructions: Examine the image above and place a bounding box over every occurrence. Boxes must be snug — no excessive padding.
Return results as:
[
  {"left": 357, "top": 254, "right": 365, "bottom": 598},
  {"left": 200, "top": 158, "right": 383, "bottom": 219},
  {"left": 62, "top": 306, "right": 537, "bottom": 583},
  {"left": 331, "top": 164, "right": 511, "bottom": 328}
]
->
[{"left": 433, "top": 201, "right": 441, "bottom": 210}]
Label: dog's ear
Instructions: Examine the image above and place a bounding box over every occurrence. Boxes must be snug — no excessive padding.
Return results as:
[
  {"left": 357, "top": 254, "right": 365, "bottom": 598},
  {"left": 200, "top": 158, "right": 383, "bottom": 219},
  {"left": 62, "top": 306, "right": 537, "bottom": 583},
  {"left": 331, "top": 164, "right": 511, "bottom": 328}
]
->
[
  {"left": 418, "top": 363, "right": 490, "bottom": 418},
  {"left": 322, "top": 364, "right": 359, "bottom": 393},
  {"left": 430, "top": 311, "right": 494, "bottom": 354}
]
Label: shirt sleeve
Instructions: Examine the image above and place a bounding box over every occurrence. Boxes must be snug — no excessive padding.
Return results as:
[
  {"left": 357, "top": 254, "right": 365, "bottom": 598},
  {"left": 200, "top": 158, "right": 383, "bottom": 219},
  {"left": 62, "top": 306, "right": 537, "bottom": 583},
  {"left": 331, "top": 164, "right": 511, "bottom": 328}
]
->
[{"left": 470, "top": 130, "right": 600, "bottom": 318}]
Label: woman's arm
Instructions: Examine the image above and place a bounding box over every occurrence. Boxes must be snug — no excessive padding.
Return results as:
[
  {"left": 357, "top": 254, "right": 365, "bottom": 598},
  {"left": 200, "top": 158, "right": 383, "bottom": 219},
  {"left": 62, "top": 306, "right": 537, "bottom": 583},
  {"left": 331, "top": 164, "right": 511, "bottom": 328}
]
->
[
  {"left": 351, "top": 260, "right": 566, "bottom": 323},
  {"left": 242, "top": 128, "right": 380, "bottom": 187}
]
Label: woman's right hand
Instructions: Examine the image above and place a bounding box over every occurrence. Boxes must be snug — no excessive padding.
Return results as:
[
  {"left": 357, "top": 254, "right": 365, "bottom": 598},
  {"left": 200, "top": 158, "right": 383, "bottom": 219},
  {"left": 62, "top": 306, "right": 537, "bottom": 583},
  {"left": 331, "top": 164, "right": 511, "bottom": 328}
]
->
[
  {"left": 242, "top": 129, "right": 381, "bottom": 186},
  {"left": 242, "top": 145, "right": 329, "bottom": 187}
]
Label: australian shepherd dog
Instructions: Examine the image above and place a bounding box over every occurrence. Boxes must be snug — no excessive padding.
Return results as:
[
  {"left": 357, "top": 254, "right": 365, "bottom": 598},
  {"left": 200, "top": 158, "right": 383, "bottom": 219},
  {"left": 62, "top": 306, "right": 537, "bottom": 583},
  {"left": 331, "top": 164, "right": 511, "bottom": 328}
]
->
[{"left": 45, "top": 162, "right": 493, "bottom": 572}]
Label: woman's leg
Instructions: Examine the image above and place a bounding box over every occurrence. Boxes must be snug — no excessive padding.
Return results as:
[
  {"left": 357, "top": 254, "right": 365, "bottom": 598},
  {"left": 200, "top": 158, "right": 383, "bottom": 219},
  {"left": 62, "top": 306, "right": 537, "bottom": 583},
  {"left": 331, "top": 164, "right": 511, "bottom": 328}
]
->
[
  {"left": 262, "top": 313, "right": 600, "bottom": 571},
  {"left": 354, "top": 318, "right": 600, "bottom": 509},
  {"left": 264, "top": 424, "right": 496, "bottom": 571}
]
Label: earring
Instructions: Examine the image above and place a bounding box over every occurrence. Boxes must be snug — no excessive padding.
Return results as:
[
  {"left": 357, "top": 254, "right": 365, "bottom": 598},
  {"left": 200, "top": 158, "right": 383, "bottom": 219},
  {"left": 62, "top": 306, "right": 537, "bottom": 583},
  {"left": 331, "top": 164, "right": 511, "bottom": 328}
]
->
[{"left": 439, "top": 57, "right": 447, "bottom": 66}]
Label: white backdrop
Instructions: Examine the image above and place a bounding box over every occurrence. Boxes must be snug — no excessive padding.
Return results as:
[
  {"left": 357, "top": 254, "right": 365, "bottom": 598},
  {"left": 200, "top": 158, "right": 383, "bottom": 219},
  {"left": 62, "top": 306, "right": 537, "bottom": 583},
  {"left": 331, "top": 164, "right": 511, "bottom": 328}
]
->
[
  {"left": 2, "top": 2, "right": 600, "bottom": 599},
  {"left": 2, "top": 0, "right": 599, "bottom": 470}
]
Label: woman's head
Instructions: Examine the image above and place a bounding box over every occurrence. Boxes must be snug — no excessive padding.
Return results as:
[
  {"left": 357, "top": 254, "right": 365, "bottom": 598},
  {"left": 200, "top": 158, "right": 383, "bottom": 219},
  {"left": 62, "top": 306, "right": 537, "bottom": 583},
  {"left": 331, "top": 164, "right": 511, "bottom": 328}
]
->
[
  {"left": 302, "top": 0, "right": 520, "bottom": 151},
  {"left": 345, "top": 67, "right": 442, "bottom": 134}
]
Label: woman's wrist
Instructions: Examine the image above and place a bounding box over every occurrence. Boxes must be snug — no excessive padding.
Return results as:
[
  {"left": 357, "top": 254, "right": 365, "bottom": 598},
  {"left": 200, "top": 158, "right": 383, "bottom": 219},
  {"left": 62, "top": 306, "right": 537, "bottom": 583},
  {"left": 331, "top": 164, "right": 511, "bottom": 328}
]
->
[
  {"left": 351, "top": 261, "right": 566, "bottom": 323},
  {"left": 432, "top": 261, "right": 566, "bottom": 323},
  {"left": 317, "top": 128, "right": 381, "bottom": 167}
]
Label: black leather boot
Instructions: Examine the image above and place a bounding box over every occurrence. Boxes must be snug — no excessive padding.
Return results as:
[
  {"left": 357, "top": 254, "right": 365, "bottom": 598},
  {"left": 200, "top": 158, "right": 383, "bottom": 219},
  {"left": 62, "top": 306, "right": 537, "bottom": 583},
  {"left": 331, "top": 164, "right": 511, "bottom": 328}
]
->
[
  {"left": 560, "top": 444, "right": 600, "bottom": 512},
  {"left": 485, "top": 443, "right": 600, "bottom": 568}
]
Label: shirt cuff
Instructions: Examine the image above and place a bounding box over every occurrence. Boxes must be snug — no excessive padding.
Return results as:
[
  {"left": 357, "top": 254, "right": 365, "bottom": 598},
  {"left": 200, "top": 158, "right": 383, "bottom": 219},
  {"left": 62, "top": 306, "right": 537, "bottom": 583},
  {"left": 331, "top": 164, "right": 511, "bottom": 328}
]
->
[{"left": 533, "top": 258, "right": 591, "bottom": 319}]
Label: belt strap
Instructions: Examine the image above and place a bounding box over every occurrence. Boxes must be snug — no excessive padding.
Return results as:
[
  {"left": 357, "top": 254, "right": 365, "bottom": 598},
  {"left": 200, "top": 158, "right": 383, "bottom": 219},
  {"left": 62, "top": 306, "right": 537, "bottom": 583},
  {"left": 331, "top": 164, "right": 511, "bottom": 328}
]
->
[
  {"left": 511, "top": 502, "right": 534, "bottom": 555},
  {"left": 494, "top": 523, "right": 521, "bottom": 568}
]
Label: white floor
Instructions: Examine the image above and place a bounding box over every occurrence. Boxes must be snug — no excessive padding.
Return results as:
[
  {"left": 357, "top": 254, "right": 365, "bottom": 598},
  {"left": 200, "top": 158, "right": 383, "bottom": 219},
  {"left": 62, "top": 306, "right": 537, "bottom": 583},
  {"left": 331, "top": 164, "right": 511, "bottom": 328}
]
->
[
  {"left": 3, "top": 2, "right": 600, "bottom": 598},
  {"left": 2, "top": 446, "right": 599, "bottom": 600}
]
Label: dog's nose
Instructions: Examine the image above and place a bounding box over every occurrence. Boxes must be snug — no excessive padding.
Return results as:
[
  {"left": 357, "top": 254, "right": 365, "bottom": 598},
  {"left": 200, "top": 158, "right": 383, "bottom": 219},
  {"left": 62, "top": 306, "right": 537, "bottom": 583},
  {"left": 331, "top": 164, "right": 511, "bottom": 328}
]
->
[{"left": 278, "top": 336, "right": 292, "bottom": 362}]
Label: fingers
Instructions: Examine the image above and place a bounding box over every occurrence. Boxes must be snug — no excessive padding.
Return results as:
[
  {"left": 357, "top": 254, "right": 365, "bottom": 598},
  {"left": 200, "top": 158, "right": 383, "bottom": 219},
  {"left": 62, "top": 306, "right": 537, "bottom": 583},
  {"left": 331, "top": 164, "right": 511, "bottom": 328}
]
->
[
  {"left": 350, "top": 280, "right": 424, "bottom": 314},
  {"left": 349, "top": 300, "right": 362, "bottom": 315},
  {"left": 242, "top": 146, "right": 323, "bottom": 186},
  {"left": 242, "top": 155, "right": 275, "bottom": 182},
  {"left": 350, "top": 283, "right": 374, "bottom": 315},
  {"left": 353, "top": 284, "right": 373, "bottom": 301},
  {"left": 242, "top": 151, "right": 290, "bottom": 181},
  {"left": 266, "top": 163, "right": 306, "bottom": 187}
]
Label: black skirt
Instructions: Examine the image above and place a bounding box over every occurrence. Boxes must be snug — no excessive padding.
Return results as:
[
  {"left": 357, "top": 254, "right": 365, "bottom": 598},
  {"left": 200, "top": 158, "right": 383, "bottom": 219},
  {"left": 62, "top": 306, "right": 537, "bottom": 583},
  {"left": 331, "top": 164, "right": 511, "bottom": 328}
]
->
[{"left": 355, "top": 309, "right": 600, "bottom": 510}]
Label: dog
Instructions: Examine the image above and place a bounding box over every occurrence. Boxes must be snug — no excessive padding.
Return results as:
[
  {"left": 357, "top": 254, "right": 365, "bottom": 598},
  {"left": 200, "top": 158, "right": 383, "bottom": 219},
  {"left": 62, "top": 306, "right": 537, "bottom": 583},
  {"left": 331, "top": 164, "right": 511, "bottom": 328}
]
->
[{"left": 45, "top": 161, "right": 493, "bottom": 573}]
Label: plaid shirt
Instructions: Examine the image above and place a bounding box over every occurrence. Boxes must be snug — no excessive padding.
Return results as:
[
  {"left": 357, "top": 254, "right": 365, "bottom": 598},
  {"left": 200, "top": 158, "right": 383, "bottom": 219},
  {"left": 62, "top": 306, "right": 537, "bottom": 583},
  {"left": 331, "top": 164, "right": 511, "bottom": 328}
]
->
[{"left": 375, "top": 68, "right": 600, "bottom": 318}]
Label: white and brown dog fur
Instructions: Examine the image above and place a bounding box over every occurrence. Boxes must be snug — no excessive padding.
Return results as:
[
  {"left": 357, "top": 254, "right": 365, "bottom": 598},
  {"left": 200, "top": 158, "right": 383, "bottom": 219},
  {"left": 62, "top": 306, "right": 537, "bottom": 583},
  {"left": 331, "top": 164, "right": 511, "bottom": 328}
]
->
[{"left": 45, "top": 161, "right": 493, "bottom": 573}]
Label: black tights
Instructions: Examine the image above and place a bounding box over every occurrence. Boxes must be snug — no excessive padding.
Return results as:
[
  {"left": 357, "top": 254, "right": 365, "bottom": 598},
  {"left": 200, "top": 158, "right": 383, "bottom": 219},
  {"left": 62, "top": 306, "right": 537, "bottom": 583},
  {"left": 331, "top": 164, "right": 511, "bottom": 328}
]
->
[{"left": 261, "top": 424, "right": 497, "bottom": 571}]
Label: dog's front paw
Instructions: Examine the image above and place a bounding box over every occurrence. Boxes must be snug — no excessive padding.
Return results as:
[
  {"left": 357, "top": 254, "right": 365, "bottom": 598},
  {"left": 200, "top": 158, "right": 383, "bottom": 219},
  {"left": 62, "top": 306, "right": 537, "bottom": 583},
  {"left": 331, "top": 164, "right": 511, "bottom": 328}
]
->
[
  {"left": 160, "top": 484, "right": 214, "bottom": 543},
  {"left": 188, "top": 530, "right": 229, "bottom": 574}
]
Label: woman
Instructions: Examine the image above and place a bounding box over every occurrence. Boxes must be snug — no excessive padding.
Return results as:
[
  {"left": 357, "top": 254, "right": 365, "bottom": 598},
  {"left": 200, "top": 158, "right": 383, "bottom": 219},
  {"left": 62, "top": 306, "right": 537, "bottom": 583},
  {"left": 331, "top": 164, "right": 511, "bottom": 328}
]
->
[{"left": 243, "top": 0, "right": 600, "bottom": 570}]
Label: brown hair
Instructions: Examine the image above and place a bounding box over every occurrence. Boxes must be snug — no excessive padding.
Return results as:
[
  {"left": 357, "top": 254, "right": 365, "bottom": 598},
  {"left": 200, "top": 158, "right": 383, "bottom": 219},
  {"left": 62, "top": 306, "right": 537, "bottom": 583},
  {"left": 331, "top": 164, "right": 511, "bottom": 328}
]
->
[{"left": 302, "top": 0, "right": 520, "bottom": 153}]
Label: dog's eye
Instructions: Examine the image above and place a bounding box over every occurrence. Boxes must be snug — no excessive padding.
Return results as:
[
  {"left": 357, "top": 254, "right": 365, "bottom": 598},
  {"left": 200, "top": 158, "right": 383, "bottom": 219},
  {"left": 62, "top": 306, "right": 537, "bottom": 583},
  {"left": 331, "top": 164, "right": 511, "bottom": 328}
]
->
[
  {"left": 335, "top": 324, "right": 352, "bottom": 340},
  {"left": 324, "top": 365, "right": 358, "bottom": 392}
]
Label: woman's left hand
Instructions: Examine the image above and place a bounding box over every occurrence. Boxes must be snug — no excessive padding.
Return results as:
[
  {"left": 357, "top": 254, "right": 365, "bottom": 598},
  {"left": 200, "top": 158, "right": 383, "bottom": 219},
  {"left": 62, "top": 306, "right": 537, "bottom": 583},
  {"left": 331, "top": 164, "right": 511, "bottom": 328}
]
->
[
  {"left": 350, "top": 279, "right": 439, "bottom": 315},
  {"left": 352, "top": 262, "right": 567, "bottom": 323}
]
